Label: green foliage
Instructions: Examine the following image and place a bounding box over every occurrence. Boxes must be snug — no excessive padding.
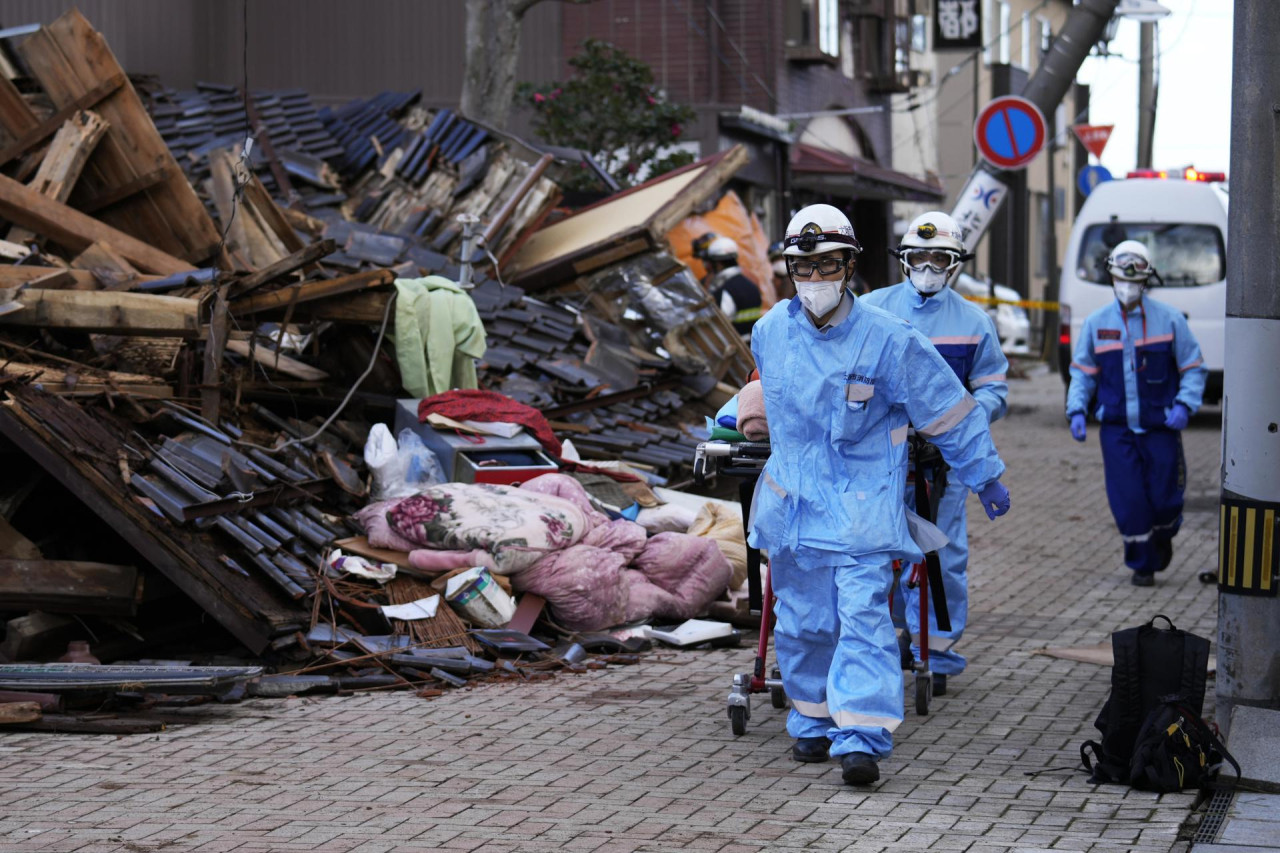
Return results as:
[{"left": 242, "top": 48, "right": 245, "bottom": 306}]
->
[{"left": 517, "top": 38, "right": 697, "bottom": 190}]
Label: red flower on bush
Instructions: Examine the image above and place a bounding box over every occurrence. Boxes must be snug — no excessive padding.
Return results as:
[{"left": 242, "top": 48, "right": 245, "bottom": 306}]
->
[
  {"left": 533, "top": 93, "right": 546, "bottom": 104},
  {"left": 670, "top": 123, "right": 682, "bottom": 138}
]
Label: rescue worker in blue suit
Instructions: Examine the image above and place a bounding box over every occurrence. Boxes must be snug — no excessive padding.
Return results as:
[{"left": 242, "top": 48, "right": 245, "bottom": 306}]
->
[
  {"left": 862, "top": 211, "right": 1009, "bottom": 697},
  {"left": 750, "top": 204, "right": 1011, "bottom": 785},
  {"left": 1066, "top": 240, "right": 1207, "bottom": 587}
]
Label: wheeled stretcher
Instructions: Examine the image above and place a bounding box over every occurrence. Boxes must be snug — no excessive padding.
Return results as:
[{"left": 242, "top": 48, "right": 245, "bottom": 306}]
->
[{"left": 692, "top": 434, "right": 950, "bottom": 735}]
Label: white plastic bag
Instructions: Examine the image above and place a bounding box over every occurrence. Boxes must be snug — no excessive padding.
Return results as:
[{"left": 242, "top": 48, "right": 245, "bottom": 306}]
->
[{"left": 363, "top": 423, "right": 407, "bottom": 500}]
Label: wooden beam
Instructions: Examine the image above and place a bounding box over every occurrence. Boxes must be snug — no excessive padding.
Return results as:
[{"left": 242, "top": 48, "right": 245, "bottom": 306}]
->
[
  {"left": 0, "top": 172, "right": 192, "bottom": 274},
  {"left": 0, "top": 288, "right": 201, "bottom": 337},
  {"left": 0, "top": 362, "right": 172, "bottom": 399},
  {"left": 22, "top": 111, "right": 109, "bottom": 201},
  {"left": 0, "top": 703, "right": 42, "bottom": 725},
  {"left": 224, "top": 339, "right": 329, "bottom": 381},
  {"left": 291, "top": 290, "right": 392, "bottom": 324},
  {"left": 19, "top": 12, "right": 222, "bottom": 265},
  {"left": 70, "top": 240, "right": 141, "bottom": 291},
  {"left": 200, "top": 284, "right": 229, "bottom": 423},
  {"left": 0, "top": 73, "right": 124, "bottom": 167},
  {"left": 0, "top": 265, "right": 160, "bottom": 291},
  {"left": 228, "top": 238, "right": 336, "bottom": 298},
  {"left": 230, "top": 269, "right": 393, "bottom": 316},
  {"left": 0, "top": 559, "right": 141, "bottom": 616}
]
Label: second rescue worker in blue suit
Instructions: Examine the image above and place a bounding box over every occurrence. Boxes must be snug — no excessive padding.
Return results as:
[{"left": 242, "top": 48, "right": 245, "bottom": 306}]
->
[
  {"left": 862, "top": 211, "right": 1009, "bottom": 696},
  {"left": 750, "top": 204, "right": 1011, "bottom": 786},
  {"left": 1066, "top": 240, "right": 1206, "bottom": 586}
]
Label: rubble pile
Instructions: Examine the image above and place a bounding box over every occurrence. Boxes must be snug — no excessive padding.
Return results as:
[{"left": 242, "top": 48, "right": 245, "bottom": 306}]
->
[{"left": 0, "top": 10, "right": 755, "bottom": 732}]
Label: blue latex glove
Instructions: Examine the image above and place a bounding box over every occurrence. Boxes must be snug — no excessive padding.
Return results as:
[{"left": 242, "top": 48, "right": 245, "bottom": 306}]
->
[
  {"left": 1069, "top": 413, "right": 1087, "bottom": 442},
  {"left": 1164, "top": 403, "right": 1190, "bottom": 431},
  {"left": 978, "top": 480, "right": 1011, "bottom": 520}
]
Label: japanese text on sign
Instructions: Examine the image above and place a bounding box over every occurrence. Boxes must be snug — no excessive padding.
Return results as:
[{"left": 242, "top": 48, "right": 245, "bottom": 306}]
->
[{"left": 936, "top": 0, "right": 982, "bottom": 49}]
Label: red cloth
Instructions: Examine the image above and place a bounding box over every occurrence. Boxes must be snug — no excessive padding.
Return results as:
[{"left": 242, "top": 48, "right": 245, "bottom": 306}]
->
[
  {"left": 419, "top": 390, "right": 562, "bottom": 456},
  {"left": 417, "top": 390, "right": 639, "bottom": 483}
]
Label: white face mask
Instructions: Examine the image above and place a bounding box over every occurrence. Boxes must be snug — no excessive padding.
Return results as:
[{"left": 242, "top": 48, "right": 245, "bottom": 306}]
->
[
  {"left": 795, "top": 280, "right": 843, "bottom": 317},
  {"left": 1113, "top": 280, "right": 1144, "bottom": 307},
  {"left": 909, "top": 267, "right": 950, "bottom": 294}
]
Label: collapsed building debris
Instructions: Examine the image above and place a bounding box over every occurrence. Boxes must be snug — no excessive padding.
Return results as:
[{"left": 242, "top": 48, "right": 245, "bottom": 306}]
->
[{"left": 0, "top": 10, "right": 760, "bottom": 724}]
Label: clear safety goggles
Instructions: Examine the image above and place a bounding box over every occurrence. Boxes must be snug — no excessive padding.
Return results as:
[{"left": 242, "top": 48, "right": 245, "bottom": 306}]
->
[
  {"left": 788, "top": 256, "right": 851, "bottom": 278},
  {"left": 1107, "top": 252, "right": 1152, "bottom": 279},
  {"left": 901, "top": 248, "right": 962, "bottom": 273}
]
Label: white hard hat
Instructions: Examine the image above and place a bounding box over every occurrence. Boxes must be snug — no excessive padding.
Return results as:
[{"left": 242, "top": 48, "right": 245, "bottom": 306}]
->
[
  {"left": 900, "top": 211, "right": 965, "bottom": 252},
  {"left": 1107, "top": 240, "right": 1154, "bottom": 281},
  {"left": 782, "top": 204, "right": 862, "bottom": 257},
  {"left": 705, "top": 236, "right": 739, "bottom": 261}
]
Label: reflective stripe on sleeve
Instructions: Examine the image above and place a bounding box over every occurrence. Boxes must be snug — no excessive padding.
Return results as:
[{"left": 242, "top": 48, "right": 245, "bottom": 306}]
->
[
  {"left": 1179, "top": 358, "right": 1204, "bottom": 373},
  {"left": 762, "top": 471, "right": 786, "bottom": 497},
  {"left": 734, "top": 306, "right": 763, "bottom": 323},
  {"left": 890, "top": 425, "right": 908, "bottom": 446},
  {"left": 1071, "top": 362, "right": 1099, "bottom": 375},
  {"left": 970, "top": 373, "right": 1007, "bottom": 386},
  {"left": 930, "top": 335, "right": 981, "bottom": 346},
  {"left": 917, "top": 395, "right": 977, "bottom": 437}
]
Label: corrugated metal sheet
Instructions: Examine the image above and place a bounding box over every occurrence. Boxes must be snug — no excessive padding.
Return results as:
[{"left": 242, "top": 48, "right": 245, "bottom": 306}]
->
[{"left": 0, "top": 0, "right": 562, "bottom": 107}]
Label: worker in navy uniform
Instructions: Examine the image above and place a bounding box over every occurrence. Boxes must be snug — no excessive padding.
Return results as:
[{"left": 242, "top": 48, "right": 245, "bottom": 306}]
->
[{"left": 705, "top": 236, "right": 763, "bottom": 339}]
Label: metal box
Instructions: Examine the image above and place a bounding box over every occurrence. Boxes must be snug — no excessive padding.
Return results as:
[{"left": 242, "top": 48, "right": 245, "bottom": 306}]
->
[{"left": 392, "top": 399, "right": 557, "bottom": 484}]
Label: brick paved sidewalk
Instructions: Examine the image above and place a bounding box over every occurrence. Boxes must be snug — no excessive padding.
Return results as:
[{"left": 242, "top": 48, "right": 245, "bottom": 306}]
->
[{"left": 0, "top": 368, "right": 1222, "bottom": 853}]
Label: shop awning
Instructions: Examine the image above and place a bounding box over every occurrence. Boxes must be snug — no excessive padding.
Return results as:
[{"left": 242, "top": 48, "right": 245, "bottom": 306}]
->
[{"left": 790, "top": 143, "right": 944, "bottom": 203}]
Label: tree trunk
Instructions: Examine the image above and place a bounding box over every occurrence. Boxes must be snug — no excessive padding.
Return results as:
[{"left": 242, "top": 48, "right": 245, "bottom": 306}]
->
[{"left": 461, "top": 0, "right": 528, "bottom": 129}]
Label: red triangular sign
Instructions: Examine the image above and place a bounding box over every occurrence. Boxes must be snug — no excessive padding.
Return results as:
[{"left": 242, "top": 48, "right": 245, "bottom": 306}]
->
[{"left": 1071, "top": 124, "right": 1114, "bottom": 160}]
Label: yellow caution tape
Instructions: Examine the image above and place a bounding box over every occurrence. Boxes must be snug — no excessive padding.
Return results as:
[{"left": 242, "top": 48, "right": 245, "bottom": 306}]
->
[{"left": 960, "top": 294, "right": 1061, "bottom": 311}]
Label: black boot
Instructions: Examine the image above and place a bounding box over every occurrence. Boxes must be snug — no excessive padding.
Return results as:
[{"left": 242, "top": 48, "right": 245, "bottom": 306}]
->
[
  {"left": 840, "top": 753, "right": 880, "bottom": 785},
  {"left": 1131, "top": 572, "right": 1155, "bottom": 587},
  {"left": 933, "top": 673, "right": 947, "bottom": 696},
  {"left": 792, "top": 737, "right": 829, "bottom": 763}
]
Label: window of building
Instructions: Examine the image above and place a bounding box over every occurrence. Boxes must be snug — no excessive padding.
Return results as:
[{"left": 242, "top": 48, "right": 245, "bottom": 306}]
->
[
  {"left": 1039, "top": 16, "right": 1053, "bottom": 64},
  {"left": 998, "top": 1, "right": 1011, "bottom": 65},
  {"left": 910, "top": 13, "right": 928, "bottom": 53},
  {"left": 785, "top": 0, "right": 840, "bottom": 60},
  {"left": 842, "top": 17, "right": 856, "bottom": 78},
  {"left": 1020, "top": 11, "right": 1031, "bottom": 69}
]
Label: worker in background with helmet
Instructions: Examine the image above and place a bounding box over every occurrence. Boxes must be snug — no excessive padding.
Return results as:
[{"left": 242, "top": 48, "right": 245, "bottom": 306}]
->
[
  {"left": 748, "top": 203, "right": 1011, "bottom": 785},
  {"left": 768, "top": 239, "right": 795, "bottom": 301},
  {"left": 862, "top": 211, "right": 1009, "bottom": 698},
  {"left": 704, "top": 236, "right": 763, "bottom": 339},
  {"left": 1066, "top": 240, "right": 1206, "bottom": 587}
]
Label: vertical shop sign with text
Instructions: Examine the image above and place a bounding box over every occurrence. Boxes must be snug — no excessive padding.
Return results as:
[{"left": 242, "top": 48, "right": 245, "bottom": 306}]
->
[{"left": 935, "top": 0, "right": 982, "bottom": 50}]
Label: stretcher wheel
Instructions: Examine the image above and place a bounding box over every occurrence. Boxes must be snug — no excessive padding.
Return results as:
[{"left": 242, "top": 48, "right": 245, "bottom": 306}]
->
[
  {"left": 729, "top": 704, "right": 747, "bottom": 736},
  {"left": 770, "top": 669, "right": 787, "bottom": 709},
  {"left": 692, "top": 457, "right": 707, "bottom": 485},
  {"left": 915, "top": 672, "right": 931, "bottom": 716}
]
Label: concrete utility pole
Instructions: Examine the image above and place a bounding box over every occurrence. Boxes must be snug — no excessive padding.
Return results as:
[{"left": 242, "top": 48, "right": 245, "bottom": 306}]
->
[
  {"left": 1136, "top": 22, "right": 1156, "bottom": 169},
  {"left": 1216, "top": 0, "right": 1280, "bottom": 734},
  {"left": 946, "top": 0, "right": 1120, "bottom": 254}
]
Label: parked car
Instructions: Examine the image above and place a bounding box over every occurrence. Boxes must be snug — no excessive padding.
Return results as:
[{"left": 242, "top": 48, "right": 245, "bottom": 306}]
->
[{"left": 951, "top": 272, "right": 1032, "bottom": 356}]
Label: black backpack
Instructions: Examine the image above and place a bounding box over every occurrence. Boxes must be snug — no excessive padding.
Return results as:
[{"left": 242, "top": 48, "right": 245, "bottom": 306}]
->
[
  {"left": 1080, "top": 615, "right": 1226, "bottom": 790},
  {"left": 1125, "top": 696, "right": 1240, "bottom": 793}
]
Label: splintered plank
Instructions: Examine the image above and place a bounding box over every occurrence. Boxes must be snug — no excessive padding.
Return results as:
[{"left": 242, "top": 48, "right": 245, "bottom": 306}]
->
[
  {"left": 8, "top": 110, "right": 110, "bottom": 245},
  {"left": 230, "top": 269, "right": 393, "bottom": 316},
  {"left": 0, "top": 173, "right": 191, "bottom": 274},
  {"left": 17, "top": 10, "right": 222, "bottom": 265},
  {"left": 0, "top": 362, "right": 172, "bottom": 399},
  {"left": 0, "top": 74, "right": 40, "bottom": 144},
  {"left": 0, "top": 288, "right": 201, "bottom": 337}
]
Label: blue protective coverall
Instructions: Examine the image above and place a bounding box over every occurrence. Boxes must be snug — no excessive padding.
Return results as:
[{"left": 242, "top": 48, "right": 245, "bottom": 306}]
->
[
  {"left": 1066, "top": 295, "right": 1207, "bottom": 575},
  {"left": 749, "top": 292, "right": 1005, "bottom": 758},
  {"left": 861, "top": 280, "right": 1009, "bottom": 677}
]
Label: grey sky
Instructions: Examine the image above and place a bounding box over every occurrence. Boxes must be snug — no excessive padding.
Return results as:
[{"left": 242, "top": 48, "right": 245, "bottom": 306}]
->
[{"left": 1076, "top": 0, "right": 1234, "bottom": 177}]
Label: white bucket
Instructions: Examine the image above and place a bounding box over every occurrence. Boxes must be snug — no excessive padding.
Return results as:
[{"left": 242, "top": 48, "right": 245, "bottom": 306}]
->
[{"left": 445, "top": 566, "right": 516, "bottom": 628}]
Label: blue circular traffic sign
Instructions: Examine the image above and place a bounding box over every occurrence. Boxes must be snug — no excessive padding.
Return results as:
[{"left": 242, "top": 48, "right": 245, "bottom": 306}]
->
[
  {"left": 974, "top": 96, "right": 1047, "bottom": 170},
  {"left": 1077, "top": 164, "right": 1113, "bottom": 197}
]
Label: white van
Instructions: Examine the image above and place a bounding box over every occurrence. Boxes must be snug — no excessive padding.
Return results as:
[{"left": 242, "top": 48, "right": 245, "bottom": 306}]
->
[{"left": 1057, "top": 171, "right": 1228, "bottom": 404}]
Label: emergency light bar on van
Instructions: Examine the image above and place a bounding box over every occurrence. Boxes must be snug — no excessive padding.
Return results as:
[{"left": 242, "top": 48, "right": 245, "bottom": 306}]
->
[{"left": 1125, "top": 167, "right": 1227, "bottom": 182}]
